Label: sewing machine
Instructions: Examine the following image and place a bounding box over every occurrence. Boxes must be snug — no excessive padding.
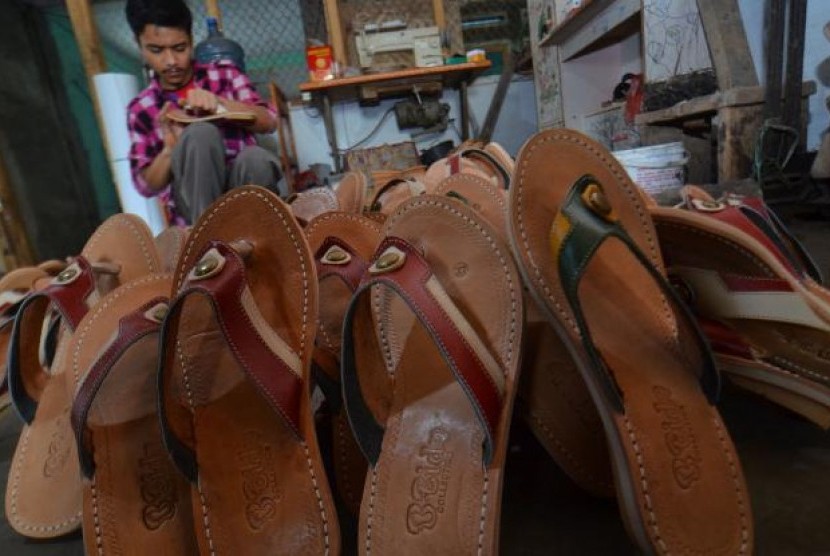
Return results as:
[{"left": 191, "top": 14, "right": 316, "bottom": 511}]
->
[{"left": 355, "top": 26, "right": 443, "bottom": 69}]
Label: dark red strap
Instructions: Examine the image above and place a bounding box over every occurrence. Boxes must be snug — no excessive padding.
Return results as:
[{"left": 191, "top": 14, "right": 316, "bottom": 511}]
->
[
  {"left": 448, "top": 153, "right": 461, "bottom": 175},
  {"left": 314, "top": 237, "right": 370, "bottom": 291},
  {"left": 71, "top": 298, "right": 167, "bottom": 478},
  {"left": 166, "top": 241, "right": 303, "bottom": 435},
  {"left": 341, "top": 237, "right": 502, "bottom": 465},
  {"left": 8, "top": 257, "right": 95, "bottom": 424}
]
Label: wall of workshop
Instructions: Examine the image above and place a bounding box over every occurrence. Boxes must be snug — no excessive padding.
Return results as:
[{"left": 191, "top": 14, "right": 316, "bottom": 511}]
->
[
  {"left": 0, "top": 1, "right": 101, "bottom": 260},
  {"left": 291, "top": 74, "right": 538, "bottom": 172},
  {"left": 738, "top": 0, "right": 830, "bottom": 150}
]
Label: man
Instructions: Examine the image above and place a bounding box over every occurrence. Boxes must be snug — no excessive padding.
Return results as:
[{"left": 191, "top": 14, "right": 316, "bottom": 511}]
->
[{"left": 126, "top": 0, "right": 281, "bottom": 224}]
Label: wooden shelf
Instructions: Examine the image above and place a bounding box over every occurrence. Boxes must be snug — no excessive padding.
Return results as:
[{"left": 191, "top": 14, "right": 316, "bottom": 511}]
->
[{"left": 539, "top": 0, "right": 641, "bottom": 61}]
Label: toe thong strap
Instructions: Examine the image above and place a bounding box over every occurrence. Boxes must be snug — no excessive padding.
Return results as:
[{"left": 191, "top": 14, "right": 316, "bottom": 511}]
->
[
  {"left": 158, "top": 241, "right": 304, "bottom": 481},
  {"left": 9, "top": 257, "right": 95, "bottom": 423},
  {"left": 341, "top": 237, "right": 505, "bottom": 466},
  {"left": 550, "top": 175, "right": 720, "bottom": 411},
  {"left": 71, "top": 298, "right": 168, "bottom": 478}
]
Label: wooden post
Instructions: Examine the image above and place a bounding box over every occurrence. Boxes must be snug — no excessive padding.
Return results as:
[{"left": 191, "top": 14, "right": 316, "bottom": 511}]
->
[
  {"left": 0, "top": 150, "right": 35, "bottom": 269},
  {"left": 65, "top": 0, "right": 106, "bottom": 75},
  {"left": 205, "top": 0, "right": 223, "bottom": 31},
  {"left": 433, "top": 0, "right": 446, "bottom": 30},
  {"left": 696, "top": 0, "right": 758, "bottom": 89},
  {"left": 323, "top": 0, "right": 346, "bottom": 67}
]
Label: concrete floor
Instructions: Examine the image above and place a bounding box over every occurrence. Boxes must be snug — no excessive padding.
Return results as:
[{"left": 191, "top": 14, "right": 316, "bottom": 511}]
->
[{"left": 1, "top": 215, "right": 829, "bottom": 555}]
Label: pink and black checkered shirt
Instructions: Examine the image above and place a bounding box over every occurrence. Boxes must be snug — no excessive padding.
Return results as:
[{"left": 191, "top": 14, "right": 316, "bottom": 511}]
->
[{"left": 127, "top": 60, "right": 272, "bottom": 223}]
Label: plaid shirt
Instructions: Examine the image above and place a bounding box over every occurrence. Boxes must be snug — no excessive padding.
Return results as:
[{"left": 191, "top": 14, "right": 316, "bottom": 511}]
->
[{"left": 127, "top": 61, "right": 272, "bottom": 223}]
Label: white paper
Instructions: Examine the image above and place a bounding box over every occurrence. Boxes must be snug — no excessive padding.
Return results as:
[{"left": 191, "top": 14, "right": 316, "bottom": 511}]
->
[{"left": 93, "top": 72, "right": 166, "bottom": 234}]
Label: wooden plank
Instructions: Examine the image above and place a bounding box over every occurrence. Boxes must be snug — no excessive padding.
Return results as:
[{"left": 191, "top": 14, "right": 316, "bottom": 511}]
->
[
  {"left": 696, "top": 0, "right": 758, "bottom": 89},
  {"left": 635, "top": 82, "right": 816, "bottom": 126},
  {"left": 0, "top": 150, "right": 35, "bottom": 269},
  {"left": 205, "top": 0, "right": 223, "bottom": 30},
  {"left": 323, "top": 0, "right": 347, "bottom": 67},
  {"left": 558, "top": 0, "right": 640, "bottom": 61},
  {"left": 300, "top": 61, "right": 490, "bottom": 91},
  {"left": 433, "top": 0, "right": 446, "bottom": 30},
  {"left": 65, "top": 0, "right": 106, "bottom": 75}
]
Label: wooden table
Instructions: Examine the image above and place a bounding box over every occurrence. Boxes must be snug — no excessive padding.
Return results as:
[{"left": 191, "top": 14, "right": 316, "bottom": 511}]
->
[
  {"left": 635, "top": 82, "right": 816, "bottom": 182},
  {"left": 299, "top": 61, "right": 491, "bottom": 172}
]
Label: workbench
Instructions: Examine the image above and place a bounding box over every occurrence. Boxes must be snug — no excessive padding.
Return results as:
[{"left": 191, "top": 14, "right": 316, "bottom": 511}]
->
[
  {"left": 635, "top": 82, "right": 816, "bottom": 182},
  {"left": 299, "top": 61, "right": 491, "bottom": 172}
]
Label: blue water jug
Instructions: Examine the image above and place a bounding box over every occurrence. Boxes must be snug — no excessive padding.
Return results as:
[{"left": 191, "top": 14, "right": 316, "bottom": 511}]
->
[{"left": 194, "top": 17, "right": 246, "bottom": 71}]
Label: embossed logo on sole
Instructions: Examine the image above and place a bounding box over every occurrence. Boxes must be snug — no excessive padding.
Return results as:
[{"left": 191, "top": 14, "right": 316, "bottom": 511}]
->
[
  {"left": 139, "top": 442, "right": 177, "bottom": 530},
  {"left": 406, "top": 425, "right": 453, "bottom": 534},
  {"left": 652, "top": 386, "right": 701, "bottom": 489},
  {"left": 238, "top": 430, "right": 281, "bottom": 530},
  {"left": 43, "top": 412, "right": 71, "bottom": 478}
]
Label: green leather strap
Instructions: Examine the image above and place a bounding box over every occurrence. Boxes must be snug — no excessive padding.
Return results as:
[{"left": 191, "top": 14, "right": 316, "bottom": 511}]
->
[{"left": 552, "top": 175, "right": 720, "bottom": 412}]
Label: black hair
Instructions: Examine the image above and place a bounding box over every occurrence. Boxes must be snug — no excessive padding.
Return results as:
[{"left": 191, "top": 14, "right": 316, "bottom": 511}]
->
[{"left": 125, "top": 0, "right": 193, "bottom": 39}]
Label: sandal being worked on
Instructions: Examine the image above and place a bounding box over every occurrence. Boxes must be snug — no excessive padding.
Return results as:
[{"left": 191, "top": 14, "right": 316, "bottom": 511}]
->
[
  {"left": 158, "top": 186, "right": 339, "bottom": 554},
  {"left": 5, "top": 214, "right": 162, "bottom": 538},
  {"left": 342, "top": 195, "right": 523, "bottom": 554},
  {"left": 650, "top": 187, "right": 830, "bottom": 428},
  {"left": 508, "top": 129, "right": 752, "bottom": 554},
  {"left": 70, "top": 274, "right": 198, "bottom": 555}
]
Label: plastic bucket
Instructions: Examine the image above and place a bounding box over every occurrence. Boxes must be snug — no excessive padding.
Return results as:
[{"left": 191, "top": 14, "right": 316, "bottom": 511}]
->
[{"left": 612, "top": 142, "right": 689, "bottom": 195}]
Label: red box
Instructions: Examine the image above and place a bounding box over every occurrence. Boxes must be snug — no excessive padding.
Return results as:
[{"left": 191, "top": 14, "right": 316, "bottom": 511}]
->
[{"left": 307, "top": 45, "right": 334, "bottom": 81}]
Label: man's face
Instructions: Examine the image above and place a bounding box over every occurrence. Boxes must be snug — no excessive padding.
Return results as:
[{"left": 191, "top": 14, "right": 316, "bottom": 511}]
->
[{"left": 138, "top": 25, "right": 193, "bottom": 90}]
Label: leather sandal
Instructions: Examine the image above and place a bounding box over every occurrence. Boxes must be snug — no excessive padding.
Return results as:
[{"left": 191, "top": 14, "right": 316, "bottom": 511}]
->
[
  {"left": 158, "top": 186, "right": 339, "bottom": 554},
  {"left": 70, "top": 273, "right": 198, "bottom": 555},
  {"left": 289, "top": 187, "right": 341, "bottom": 225},
  {"left": 0, "top": 265, "right": 66, "bottom": 411},
  {"left": 5, "top": 213, "right": 162, "bottom": 538},
  {"left": 368, "top": 177, "right": 426, "bottom": 215},
  {"left": 423, "top": 149, "right": 507, "bottom": 192},
  {"left": 650, "top": 186, "right": 830, "bottom": 428},
  {"left": 334, "top": 171, "right": 370, "bottom": 214},
  {"left": 305, "top": 212, "right": 383, "bottom": 516},
  {"left": 508, "top": 129, "right": 753, "bottom": 554},
  {"left": 342, "top": 195, "right": 523, "bottom": 554},
  {"left": 434, "top": 172, "right": 613, "bottom": 496},
  {"left": 484, "top": 142, "right": 515, "bottom": 176}
]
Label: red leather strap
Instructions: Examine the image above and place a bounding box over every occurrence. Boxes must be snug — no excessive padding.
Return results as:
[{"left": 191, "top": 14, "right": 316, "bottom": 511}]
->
[
  {"left": 448, "top": 153, "right": 461, "bottom": 175},
  {"left": 698, "top": 317, "right": 755, "bottom": 361},
  {"left": 314, "top": 237, "right": 369, "bottom": 292},
  {"left": 687, "top": 202, "right": 798, "bottom": 275},
  {"left": 342, "top": 237, "right": 502, "bottom": 465},
  {"left": 170, "top": 241, "right": 303, "bottom": 436},
  {"left": 71, "top": 297, "right": 167, "bottom": 478},
  {"left": 8, "top": 256, "right": 95, "bottom": 424}
]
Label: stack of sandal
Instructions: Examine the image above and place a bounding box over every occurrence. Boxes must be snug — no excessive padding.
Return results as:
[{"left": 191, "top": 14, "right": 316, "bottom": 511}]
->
[{"left": 10, "top": 129, "right": 830, "bottom": 554}]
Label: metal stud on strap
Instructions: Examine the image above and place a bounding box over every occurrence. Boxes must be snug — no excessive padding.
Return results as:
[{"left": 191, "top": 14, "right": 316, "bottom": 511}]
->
[
  {"left": 188, "top": 248, "right": 226, "bottom": 281},
  {"left": 321, "top": 245, "right": 351, "bottom": 265},
  {"left": 369, "top": 246, "right": 407, "bottom": 275}
]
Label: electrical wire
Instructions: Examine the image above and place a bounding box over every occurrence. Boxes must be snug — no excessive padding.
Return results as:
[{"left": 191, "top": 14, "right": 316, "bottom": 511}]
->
[{"left": 337, "top": 107, "right": 395, "bottom": 152}]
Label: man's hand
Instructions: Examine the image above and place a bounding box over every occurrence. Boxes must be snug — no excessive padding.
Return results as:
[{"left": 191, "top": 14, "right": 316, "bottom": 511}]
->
[
  {"left": 185, "top": 88, "right": 220, "bottom": 114},
  {"left": 158, "top": 102, "right": 183, "bottom": 151}
]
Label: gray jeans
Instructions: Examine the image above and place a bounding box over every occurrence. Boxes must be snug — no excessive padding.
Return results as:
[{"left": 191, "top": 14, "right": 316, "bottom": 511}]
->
[{"left": 170, "top": 122, "right": 283, "bottom": 223}]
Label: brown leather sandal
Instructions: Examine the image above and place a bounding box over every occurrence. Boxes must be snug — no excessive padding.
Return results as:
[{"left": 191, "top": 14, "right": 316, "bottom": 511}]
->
[
  {"left": 158, "top": 186, "right": 339, "bottom": 554},
  {"left": 0, "top": 265, "right": 66, "bottom": 411},
  {"left": 508, "top": 129, "right": 752, "bottom": 554},
  {"left": 305, "top": 212, "right": 383, "bottom": 516},
  {"left": 70, "top": 274, "right": 198, "bottom": 554},
  {"left": 5, "top": 213, "right": 162, "bottom": 538},
  {"left": 434, "top": 172, "right": 613, "bottom": 496},
  {"left": 342, "top": 195, "right": 523, "bottom": 554}
]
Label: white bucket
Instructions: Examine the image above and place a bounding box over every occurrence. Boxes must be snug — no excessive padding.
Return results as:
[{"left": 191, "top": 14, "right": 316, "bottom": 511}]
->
[{"left": 612, "top": 142, "right": 689, "bottom": 195}]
